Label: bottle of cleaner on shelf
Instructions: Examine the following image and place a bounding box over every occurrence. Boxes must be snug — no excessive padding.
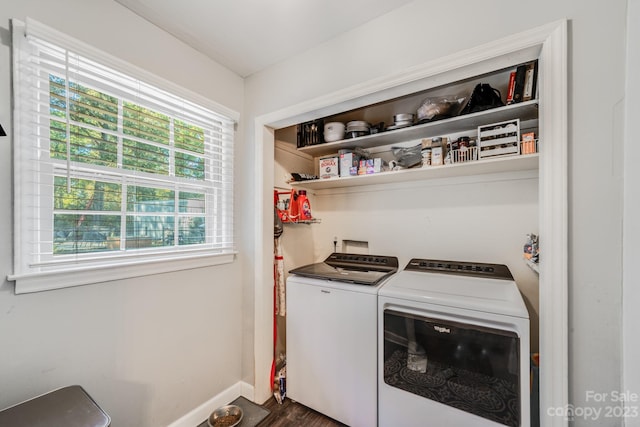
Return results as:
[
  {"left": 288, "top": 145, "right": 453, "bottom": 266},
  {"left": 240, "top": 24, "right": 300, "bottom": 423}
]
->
[
  {"left": 288, "top": 189, "right": 299, "bottom": 221},
  {"left": 298, "top": 190, "right": 312, "bottom": 221}
]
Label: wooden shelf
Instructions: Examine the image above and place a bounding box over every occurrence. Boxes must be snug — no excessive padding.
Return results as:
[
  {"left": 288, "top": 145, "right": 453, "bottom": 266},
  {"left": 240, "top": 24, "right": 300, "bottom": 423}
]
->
[
  {"left": 297, "top": 100, "right": 539, "bottom": 157},
  {"left": 290, "top": 153, "right": 539, "bottom": 190}
]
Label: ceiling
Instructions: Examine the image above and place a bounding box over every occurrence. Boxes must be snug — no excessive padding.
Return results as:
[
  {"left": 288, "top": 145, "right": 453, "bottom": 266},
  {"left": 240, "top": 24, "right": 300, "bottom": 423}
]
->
[{"left": 113, "top": 0, "right": 416, "bottom": 77}]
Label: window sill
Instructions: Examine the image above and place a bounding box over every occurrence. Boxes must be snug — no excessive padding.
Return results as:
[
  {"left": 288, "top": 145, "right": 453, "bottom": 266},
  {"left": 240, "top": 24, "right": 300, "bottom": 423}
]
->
[{"left": 7, "top": 252, "right": 236, "bottom": 294}]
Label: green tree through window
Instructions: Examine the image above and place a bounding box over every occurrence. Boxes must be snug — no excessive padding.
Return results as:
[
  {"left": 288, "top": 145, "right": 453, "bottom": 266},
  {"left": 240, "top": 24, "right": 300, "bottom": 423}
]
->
[{"left": 50, "top": 75, "right": 208, "bottom": 254}]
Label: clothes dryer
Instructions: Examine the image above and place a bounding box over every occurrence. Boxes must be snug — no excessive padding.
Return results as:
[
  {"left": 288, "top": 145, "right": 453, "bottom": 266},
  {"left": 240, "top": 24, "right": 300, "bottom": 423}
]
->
[{"left": 378, "top": 258, "right": 530, "bottom": 427}]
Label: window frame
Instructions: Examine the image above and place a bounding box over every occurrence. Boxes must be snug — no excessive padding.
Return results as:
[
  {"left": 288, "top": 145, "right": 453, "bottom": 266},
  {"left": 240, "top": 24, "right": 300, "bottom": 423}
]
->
[{"left": 8, "top": 18, "right": 238, "bottom": 294}]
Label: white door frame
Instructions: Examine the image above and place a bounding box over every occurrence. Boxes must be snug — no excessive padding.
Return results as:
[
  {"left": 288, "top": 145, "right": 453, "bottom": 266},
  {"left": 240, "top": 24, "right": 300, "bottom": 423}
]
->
[
  {"left": 253, "top": 20, "right": 568, "bottom": 427},
  {"left": 623, "top": 2, "right": 640, "bottom": 426}
]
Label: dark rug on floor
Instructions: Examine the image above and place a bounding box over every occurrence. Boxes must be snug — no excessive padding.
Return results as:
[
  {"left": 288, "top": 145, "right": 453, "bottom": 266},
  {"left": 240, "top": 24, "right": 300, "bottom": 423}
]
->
[
  {"left": 197, "top": 396, "right": 270, "bottom": 427},
  {"left": 384, "top": 349, "right": 520, "bottom": 427}
]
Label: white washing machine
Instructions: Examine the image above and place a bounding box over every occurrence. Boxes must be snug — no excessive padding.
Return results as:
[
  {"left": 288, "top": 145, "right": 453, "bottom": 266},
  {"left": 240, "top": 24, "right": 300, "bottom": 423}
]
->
[
  {"left": 287, "top": 253, "right": 399, "bottom": 427},
  {"left": 378, "top": 258, "right": 530, "bottom": 427}
]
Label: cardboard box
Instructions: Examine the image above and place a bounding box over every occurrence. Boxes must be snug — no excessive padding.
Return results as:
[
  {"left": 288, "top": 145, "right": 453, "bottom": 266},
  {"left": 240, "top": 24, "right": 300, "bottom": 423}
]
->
[
  {"left": 431, "top": 145, "right": 444, "bottom": 166},
  {"left": 358, "top": 160, "right": 367, "bottom": 175},
  {"left": 506, "top": 71, "right": 517, "bottom": 104},
  {"left": 423, "top": 137, "right": 447, "bottom": 166},
  {"left": 365, "top": 159, "right": 375, "bottom": 174},
  {"left": 522, "top": 62, "right": 538, "bottom": 102},
  {"left": 319, "top": 156, "right": 339, "bottom": 179},
  {"left": 339, "top": 152, "right": 359, "bottom": 177},
  {"left": 521, "top": 132, "right": 536, "bottom": 154},
  {"left": 512, "top": 64, "right": 527, "bottom": 104},
  {"left": 373, "top": 158, "right": 382, "bottom": 173},
  {"left": 421, "top": 136, "right": 448, "bottom": 149}
]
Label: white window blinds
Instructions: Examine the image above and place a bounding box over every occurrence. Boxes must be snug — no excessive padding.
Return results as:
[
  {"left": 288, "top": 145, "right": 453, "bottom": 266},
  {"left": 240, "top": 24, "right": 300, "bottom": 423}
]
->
[{"left": 10, "top": 18, "right": 237, "bottom": 293}]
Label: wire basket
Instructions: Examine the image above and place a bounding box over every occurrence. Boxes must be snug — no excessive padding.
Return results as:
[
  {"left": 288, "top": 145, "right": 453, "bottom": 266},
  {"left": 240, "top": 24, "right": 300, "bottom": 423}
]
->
[{"left": 449, "top": 146, "right": 478, "bottom": 164}]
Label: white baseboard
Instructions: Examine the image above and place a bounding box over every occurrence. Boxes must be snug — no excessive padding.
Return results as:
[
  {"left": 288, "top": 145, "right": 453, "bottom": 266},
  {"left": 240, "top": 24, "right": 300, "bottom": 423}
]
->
[{"left": 167, "top": 381, "right": 255, "bottom": 427}]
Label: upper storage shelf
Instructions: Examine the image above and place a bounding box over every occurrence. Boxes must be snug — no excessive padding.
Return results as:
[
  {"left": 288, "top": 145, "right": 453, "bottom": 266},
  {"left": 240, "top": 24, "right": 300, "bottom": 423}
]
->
[
  {"left": 298, "top": 99, "right": 539, "bottom": 158},
  {"left": 290, "top": 153, "right": 539, "bottom": 190}
]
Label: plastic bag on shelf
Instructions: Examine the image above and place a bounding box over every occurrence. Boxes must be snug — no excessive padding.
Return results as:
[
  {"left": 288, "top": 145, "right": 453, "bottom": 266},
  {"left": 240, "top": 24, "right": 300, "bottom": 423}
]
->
[
  {"left": 391, "top": 144, "right": 422, "bottom": 168},
  {"left": 416, "top": 95, "right": 467, "bottom": 123}
]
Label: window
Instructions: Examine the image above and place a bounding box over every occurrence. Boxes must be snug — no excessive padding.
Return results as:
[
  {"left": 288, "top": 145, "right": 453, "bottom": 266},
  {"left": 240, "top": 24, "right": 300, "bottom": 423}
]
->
[{"left": 10, "top": 18, "right": 237, "bottom": 293}]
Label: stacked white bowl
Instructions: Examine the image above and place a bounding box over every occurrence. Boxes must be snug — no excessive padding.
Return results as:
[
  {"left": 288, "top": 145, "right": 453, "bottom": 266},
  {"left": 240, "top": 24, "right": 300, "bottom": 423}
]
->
[{"left": 324, "top": 122, "right": 345, "bottom": 142}]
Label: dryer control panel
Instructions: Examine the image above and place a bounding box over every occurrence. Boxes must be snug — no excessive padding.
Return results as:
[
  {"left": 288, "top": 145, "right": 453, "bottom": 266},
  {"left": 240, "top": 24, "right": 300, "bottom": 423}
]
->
[{"left": 405, "top": 258, "right": 513, "bottom": 280}]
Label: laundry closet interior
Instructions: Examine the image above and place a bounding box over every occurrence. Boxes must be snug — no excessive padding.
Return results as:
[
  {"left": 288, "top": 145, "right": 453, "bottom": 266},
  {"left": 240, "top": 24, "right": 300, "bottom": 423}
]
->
[
  {"left": 264, "top": 23, "right": 567, "bottom": 426},
  {"left": 273, "top": 57, "right": 541, "bottom": 343}
]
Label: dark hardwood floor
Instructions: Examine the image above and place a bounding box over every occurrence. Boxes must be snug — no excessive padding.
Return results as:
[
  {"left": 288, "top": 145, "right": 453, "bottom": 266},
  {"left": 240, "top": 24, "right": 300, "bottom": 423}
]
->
[{"left": 257, "top": 397, "right": 348, "bottom": 427}]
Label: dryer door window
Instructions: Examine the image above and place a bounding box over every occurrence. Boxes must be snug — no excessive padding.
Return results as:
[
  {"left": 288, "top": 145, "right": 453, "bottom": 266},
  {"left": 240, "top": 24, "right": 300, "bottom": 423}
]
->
[{"left": 383, "top": 309, "right": 521, "bottom": 427}]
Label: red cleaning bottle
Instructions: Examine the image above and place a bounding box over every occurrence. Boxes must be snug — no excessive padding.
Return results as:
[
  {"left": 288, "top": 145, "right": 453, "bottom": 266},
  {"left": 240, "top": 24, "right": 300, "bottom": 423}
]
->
[
  {"left": 298, "top": 190, "right": 312, "bottom": 221},
  {"left": 288, "top": 189, "right": 299, "bottom": 221}
]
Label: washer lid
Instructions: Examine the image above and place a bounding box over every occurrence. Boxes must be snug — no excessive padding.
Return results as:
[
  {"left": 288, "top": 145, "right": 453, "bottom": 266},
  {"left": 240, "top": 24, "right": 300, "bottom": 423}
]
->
[
  {"left": 288, "top": 252, "right": 398, "bottom": 286},
  {"left": 287, "top": 273, "right": 390, "bottom": 294},
  {"left": 379, "top": 259, "right": 529, "bottom": 319}
]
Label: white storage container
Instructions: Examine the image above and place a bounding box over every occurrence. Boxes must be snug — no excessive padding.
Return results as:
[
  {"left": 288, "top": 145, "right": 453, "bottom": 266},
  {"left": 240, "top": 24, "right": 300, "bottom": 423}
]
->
[{"left": 478, "top": 118, "right": 520, "bottom": 159}]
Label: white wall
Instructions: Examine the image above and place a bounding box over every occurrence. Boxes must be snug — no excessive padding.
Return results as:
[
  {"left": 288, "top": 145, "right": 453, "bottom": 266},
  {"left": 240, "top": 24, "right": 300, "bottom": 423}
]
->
[
  {"left": 0, "top": 1, "right": 246, "bottom": 426},
  {"left": 310, "top": 175, "right": 540, "bottom": 348},
  {"left": 246, "top": 1, "right": 628, "bottom": 424},
  {"left": 623, "top": 1, "right": 640, "bottom": 425}
]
